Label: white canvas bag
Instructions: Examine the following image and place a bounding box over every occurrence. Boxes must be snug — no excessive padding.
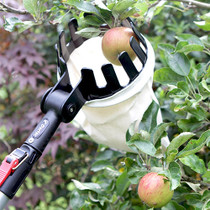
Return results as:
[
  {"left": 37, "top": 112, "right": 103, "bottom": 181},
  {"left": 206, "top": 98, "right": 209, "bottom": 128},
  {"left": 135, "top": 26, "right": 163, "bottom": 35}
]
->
[{"left": 65, "top": 36, "right": 169, "bottom": 152}]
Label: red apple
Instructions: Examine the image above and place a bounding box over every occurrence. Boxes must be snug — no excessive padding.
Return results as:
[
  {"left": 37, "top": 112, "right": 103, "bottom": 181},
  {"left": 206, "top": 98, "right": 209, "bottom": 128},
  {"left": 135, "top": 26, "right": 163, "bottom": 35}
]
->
[
  {"left": 101, "top": 27, "right": 137, "bottom": 66},
  {"left": 138, "top": 172, "right": 174, "bottom": 208}
]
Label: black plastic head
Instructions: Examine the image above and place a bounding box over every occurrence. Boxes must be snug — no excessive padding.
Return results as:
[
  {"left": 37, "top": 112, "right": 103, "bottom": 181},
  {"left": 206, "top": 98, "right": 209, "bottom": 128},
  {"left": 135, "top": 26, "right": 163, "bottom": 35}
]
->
[{"left": 55, "top": 18, "right": 148, "bottom": 101}]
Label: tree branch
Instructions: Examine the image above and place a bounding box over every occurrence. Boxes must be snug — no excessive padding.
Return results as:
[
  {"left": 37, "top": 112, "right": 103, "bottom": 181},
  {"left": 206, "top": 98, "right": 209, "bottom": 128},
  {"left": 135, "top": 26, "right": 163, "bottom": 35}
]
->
[
  {"left": 167, "top": 0, "right": 210, "bottom": 9},
  {"left": 149, "top": 0, "right": 210, "bottom": 9},
  {"left": 0, "top": 2, "right": 30, "bottom": 15},
  {"left": 182, "top": 175, "right": 210, "bottom": 189}
]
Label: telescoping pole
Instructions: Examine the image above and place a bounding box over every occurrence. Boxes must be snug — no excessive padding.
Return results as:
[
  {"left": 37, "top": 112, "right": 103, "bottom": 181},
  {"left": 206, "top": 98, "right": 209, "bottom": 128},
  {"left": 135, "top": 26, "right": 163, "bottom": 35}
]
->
[
  {"left": 0, "top": 70, "right": 86, "bottom": 209},
  {"left": 0, "top": 110, "right": 61, "bottom": 210},
  {"left": 0, "top": 191, "right": 10, "bottom": 210}
]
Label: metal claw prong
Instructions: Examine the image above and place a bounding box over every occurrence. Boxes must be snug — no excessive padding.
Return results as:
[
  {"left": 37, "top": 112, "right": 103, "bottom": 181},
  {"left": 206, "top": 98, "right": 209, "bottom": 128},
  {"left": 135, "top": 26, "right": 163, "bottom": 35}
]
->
[
  {"left": 68, "top": 18, "right": 87, "bottom": 49},
  {"left": 101, "top": 64, "right": 121, "bottom": 92},
  {"left": 55, "top": 43, "right": 69, "bottom": 79},
  {"left": 130, "top": 37, "right": 147, "bottom": 66},
  {"left": 80, "top": 68, "right": 99, "bottom": 100},
  {"left": 129, "top": 20, "right": 147, "bottom": 49},
  {"left": 59, "top": 31, "right": 70, "bottom": 62},
  {"left": 118, "top": 51, "right": 139, "bottom": 81}
]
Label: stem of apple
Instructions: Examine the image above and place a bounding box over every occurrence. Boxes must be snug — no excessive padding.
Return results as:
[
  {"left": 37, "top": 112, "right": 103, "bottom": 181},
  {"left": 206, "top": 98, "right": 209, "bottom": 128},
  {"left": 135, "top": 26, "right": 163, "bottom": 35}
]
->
[{"left": 138, "top": 152, "right": 146, "bottom": 165}]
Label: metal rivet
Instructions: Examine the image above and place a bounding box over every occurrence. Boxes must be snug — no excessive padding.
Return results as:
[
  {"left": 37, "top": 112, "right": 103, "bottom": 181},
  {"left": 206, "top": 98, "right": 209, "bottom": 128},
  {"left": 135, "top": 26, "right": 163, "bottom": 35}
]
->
[
  {"left": 68, "top": 104, "right": 76, "bottom": 114},
  {"left": 28, "top": 137, "right": 34, "bottom": 143}
]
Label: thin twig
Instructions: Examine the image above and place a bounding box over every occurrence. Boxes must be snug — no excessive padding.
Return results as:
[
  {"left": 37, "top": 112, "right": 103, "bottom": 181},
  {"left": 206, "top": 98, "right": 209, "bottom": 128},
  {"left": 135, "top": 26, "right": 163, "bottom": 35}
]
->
[
  {"left": 182, "top": 175, "right": 210, "bottom": 189},
  {"left": 149, "top": 0, "right": 210, "bottom": 9},
  {"left": 193, "top": 122, "right": 210, "bottom": 133},
  {"left": 167, "top": 0, "right": 210, "bottom": 9},
  {"left": 0, "top": 2, "right": 30, "bottom": 15},
  {"left": 0, "top": 140, "right": 11, "bottom": 152}
]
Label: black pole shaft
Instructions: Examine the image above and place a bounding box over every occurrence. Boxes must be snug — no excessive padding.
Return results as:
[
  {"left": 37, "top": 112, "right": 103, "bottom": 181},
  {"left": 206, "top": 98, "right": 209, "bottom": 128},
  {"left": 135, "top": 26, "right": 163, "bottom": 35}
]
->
[
  {"left": 0, "top": 110, "right": 61, "bottom": 199},
  {"left": 24, "top": 110, "right": 61, "bottom": 153}
]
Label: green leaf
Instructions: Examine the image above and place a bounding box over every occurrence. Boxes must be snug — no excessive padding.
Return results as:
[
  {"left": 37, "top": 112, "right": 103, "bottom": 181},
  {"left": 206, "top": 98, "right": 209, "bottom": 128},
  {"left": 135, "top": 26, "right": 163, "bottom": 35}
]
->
[
  {"left": 166, "top": 52, "right": 191, "bottom": 76},
  {"left": 95, "top": 150, "right": 115, "bottom": 161},
  {"left": 176, "top": 130, "right": 210, "bottom": 158},
  {"left": 166, "top": 149, "right": 178, "bottom": 163},
  {"left": 72, "top": 179, "right": 102, "bottom": 194},
  {"left": 199, "top": 80, "right": 210, "bottom": 99},
  {"left": 185, "top": 193, "right": 203, "bottom": 209},
  {"left": 162, "top": 200, "right": 186, "bottom": 210},
  {"left": 4, "top": 17, "right": 22, "bottom": 32},
  {"left": 176, "top": 33, "right": 204, "bottom": 46},
  {"left": 201, "top": 79, "right": 210, "bottom": 92},
  {"left": 70, "top": 190, "right": 87, "bottom": 210},
  {"left": 23, "top": 0, "right": 38, "bottom": 16},
  {"left": 177, "top": 118, "right": 203, "bottom": 132},
  {"left": 139, "top": 100, "right": 159, "bottom": 133},
  {"left": 82, "top": 15, "right": 104, "bottom": 27},
  {"left": 175, "top": 43, "right": 204, "bottom": 54},
  {"left": 94, "top": 0, "right": 110, "bottom": 11},
  {"left": 179, "top": 154, "right": 206, "bottom": 174},
  {"left": 126, "top": 120, "right": 137, "bottom": 142},
  {"left": 112, "top": 0, "right": 136, "bottom": 17},
  {"left": 116, "top": 171, "right": 130, "bottom": 196},
  {"left": 187, "top": 106, "right": 207, "bottom": 121},
  {"left": 194, "top": 21, "right": 210, "bottom": 31},
  {"left": 4, "top": 17, "right": 37, "bottom": 33},
  {"left": 169, "top": 162, "right": 182, "bottom": 190},
  {"left": 184, "top": 181, "right": 201, "bottom": 192},
  {"left": 75, "top": 27, "right": 101, "bottom": 38},
  {"left": 74, "top": 130, "right": 92, "bottom": 141},
  {"left": 202, "top": 171, "right": 210, "bottom": 183},
  {"left": 91, "top": 160, "right": 113, "bottom": 172},
  {"left": 202, "top": 190, "right": 210, "bottom": 201},
  {"left": 0, "top": 126, "right": 8, "bottom": 140},
  {"left": 66, "top": 0, "right": 101, "bottom": 16},
  {"left": 158, "top": 43, "right": 191, "bottom": 76},
  {"left": 125, "top": 157, "right": 147, "bottom": 184},
  {"left": 0, "top": 87, "right": 8, "bottom": 100},
  {"left": 177, "top": 81, "right": 189, "bottom": 95},
  {"left": 174, "top": 103, "right": 187, "bottom": 112},
  {"left": 168, "top": 88, "right": 188, "bottom": 99},
  {"left": 154, "top": 67, "right": 185, "bottom": 85},
  {"left": 175, "top": 41, "right": 188, "bottom": 51},
  {"left": 134, "top": 0, "right": 149, "bottom": 16},
  {"left": 151, "top": 122, "right": 173, "bottom": 145},
  {"left": 202, "top": 200, "right": 210, "bottom": 210},
  {"left": 201, "top": 12, "right": 210, "bottom": 22},
  {"left": 166, "top": 132, "right": 195, "bottom": 163},
  {"left": 158, "top": 43, "right": 175, "bottom": 53},
  {"left": 119, "top": 8, "right": 137, "bottom": 20},
  {"left": 127, "top": 133, "right": 157, "bottom": 156}
]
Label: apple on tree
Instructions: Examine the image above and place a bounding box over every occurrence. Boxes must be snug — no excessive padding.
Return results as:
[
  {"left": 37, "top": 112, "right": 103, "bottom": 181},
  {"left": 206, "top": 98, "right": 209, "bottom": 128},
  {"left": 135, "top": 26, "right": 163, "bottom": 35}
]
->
[
  {"left": 138, "top": 172, "right": 174, "bottom": 208},
  {"left": 101, "top": 27, "right": 138, "bottom": 66}
]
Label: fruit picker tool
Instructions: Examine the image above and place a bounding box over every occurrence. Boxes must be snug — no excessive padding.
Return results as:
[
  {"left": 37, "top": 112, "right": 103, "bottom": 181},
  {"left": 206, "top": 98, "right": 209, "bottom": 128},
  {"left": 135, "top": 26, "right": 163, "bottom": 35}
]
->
[{"left": 0, "top": 18, "right": 148, "bottom": 209}]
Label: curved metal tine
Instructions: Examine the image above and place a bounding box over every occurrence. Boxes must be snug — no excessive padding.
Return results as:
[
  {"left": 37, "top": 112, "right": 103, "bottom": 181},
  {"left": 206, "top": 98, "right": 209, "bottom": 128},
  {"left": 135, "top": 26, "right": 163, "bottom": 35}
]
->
[
  {"left": 68, "top": 18, "right": 87, "bottom": 48},
  {"left": 55, "top": 43, "right": 70, "bottom": 83},
  {"left": 59, "top": 31, "right": 70, "bottom": 63},
  {"left": 130, "top": 37, "right": 147, "bottom": 66},
  {"left": 118, "top": 51, "right": 139, "bottom": 81},
  {"left": 65, "top": 18, "right": 87, "bottom": 57},
  {"left": 80, "top": 68, "right": 99, "bottom": 100},
  {"left": 55, "top": 44, "right": 62, "bottom": 77},
  {"left": 101, "top": 64, "right": 121, "bottom": 92},
  {"left": 127, "top": 18, "right": 147, "bottom": 50}
]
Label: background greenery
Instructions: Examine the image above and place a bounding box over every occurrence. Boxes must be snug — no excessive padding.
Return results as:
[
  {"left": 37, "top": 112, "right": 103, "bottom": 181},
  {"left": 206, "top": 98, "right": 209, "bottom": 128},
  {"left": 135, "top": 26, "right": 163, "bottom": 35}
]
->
[{"left": 0, "top": 0, "right": 209, "bottom": 209}]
